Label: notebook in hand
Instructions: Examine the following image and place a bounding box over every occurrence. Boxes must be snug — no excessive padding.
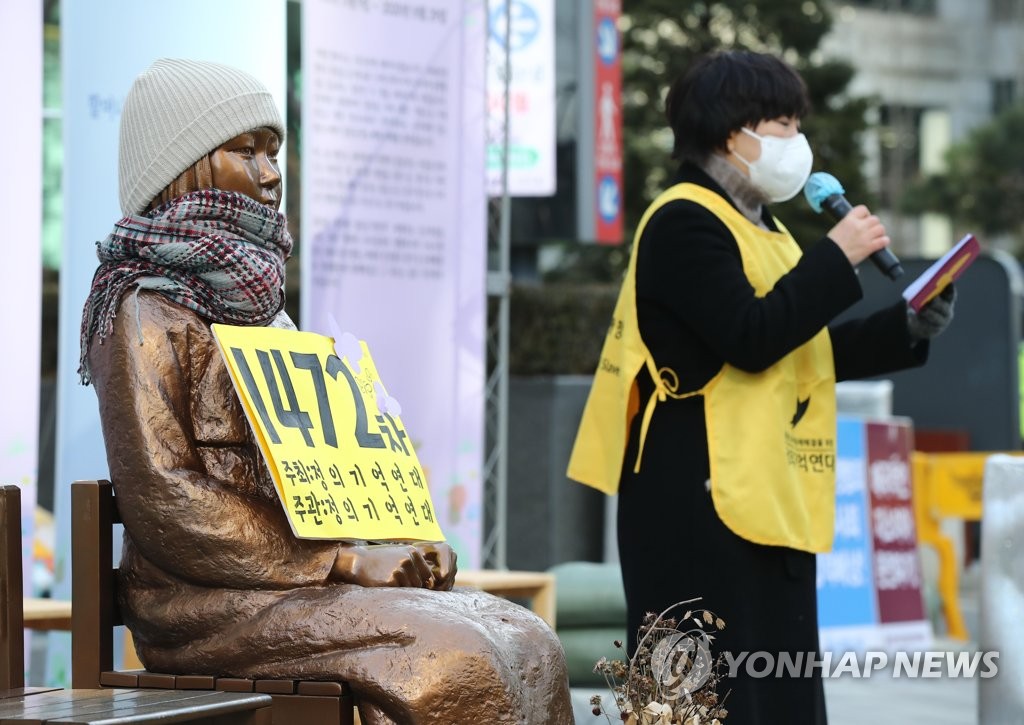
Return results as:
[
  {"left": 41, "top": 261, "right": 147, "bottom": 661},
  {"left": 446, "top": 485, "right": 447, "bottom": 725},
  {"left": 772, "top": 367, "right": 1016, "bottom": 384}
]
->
[{"left": 901, "top": 233, "right": 980, "bottom": 312}]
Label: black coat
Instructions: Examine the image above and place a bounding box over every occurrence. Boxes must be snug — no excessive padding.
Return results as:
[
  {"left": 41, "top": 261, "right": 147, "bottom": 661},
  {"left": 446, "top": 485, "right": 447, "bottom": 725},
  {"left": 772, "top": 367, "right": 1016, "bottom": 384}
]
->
[{"left": 617, "top": 163, "right": 927, "bottom": 724}]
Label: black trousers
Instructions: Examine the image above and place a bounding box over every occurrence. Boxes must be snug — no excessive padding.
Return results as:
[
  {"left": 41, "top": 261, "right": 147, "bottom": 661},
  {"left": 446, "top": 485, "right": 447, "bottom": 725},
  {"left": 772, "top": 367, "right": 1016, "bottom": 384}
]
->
[{"left": 617, "top": 404, "right": 828, "bottom": 725}]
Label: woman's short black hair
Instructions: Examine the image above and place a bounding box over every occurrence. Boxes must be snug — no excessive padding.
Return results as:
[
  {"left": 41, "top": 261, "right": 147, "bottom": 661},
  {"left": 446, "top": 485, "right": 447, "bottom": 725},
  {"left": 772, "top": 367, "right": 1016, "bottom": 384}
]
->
[{"left": 665, "top": 50, "right": 810, "bottom": 163}]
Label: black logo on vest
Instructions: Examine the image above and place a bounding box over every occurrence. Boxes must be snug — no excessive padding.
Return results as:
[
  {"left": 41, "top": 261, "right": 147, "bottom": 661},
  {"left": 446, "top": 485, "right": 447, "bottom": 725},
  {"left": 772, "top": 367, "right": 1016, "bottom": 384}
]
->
[{"left": 791, "top": 396, "right": 810, "bottom": 427}]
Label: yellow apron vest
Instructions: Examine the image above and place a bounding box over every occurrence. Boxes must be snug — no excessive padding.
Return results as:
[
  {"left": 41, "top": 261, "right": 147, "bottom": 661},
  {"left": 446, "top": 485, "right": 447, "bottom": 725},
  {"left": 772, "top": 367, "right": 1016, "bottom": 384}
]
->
[{"left": 567, "top": 183, "right": 837, "bottom": 553}]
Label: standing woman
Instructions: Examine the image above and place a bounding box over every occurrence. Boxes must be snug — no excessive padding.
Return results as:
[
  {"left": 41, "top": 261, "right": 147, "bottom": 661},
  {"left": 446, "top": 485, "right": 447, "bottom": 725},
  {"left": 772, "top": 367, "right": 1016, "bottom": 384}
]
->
[{"left": 569, "top": 50, "right": 953, "bottom": 723}]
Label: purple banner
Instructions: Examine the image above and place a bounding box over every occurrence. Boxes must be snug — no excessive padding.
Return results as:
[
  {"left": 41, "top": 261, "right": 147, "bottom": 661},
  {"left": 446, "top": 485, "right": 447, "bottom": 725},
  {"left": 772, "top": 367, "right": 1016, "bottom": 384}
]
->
[
  {"left": 0, "top": 0, "right": 42, "bottom": 600},
  {"left": 302, "top": 0, "right": 487, "bottom": 565}
]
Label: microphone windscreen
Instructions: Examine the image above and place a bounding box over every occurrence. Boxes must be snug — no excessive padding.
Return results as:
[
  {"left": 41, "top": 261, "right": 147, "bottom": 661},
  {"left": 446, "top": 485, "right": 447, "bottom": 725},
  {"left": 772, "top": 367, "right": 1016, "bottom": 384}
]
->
[{"left": 803, "top": 172, "right": 846, "bottom": 213}]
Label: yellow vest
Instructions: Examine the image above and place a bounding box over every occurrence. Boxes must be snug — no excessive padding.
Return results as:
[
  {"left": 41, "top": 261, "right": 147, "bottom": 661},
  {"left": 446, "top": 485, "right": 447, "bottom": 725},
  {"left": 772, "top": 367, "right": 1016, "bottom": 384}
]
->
[{"left": 567, "top": 183, "right": 837, "bottom": 553}]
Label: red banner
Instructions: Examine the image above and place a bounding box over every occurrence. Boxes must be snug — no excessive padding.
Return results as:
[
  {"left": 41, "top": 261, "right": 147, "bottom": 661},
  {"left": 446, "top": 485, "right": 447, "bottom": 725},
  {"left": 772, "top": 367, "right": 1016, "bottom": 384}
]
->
[
  {"left": 866, "top": 420, "right": 927, "bottom": 624},
  {"left": 592, "top": 0, "right": 623, "bottom": 244}
]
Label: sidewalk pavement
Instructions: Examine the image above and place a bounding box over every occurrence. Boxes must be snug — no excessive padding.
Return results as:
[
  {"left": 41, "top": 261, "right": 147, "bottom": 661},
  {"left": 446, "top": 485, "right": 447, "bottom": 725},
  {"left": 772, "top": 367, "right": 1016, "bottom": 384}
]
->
[
  {"left": 825, "top": 637, "right": 978, "bottom": 725},
  {"left": 571, "top": 636, "right": 981, "bottom": 725},
  {"left": 573, "top": 566, "right": 988, "bottom": 724}
]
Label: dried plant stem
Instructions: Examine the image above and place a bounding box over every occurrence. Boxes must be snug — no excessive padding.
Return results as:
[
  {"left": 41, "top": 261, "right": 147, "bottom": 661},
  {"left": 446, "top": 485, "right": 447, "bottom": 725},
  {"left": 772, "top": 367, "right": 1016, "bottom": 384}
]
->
[
  {"left": 629, "top": 597, "right": 703, "bottom": 671},
  {"left": 592, "top": 597, "right": 729, "bottom": 724}
]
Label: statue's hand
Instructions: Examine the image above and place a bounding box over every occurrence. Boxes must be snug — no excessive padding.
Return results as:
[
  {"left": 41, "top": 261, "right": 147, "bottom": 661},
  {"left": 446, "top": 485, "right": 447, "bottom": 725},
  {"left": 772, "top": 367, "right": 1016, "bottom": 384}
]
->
[
  {"left": 415, "top": 542, "right": 458, "bottom": 591},
  {"left": 331, "top": 543, "right": 436, "bottom": 588}
]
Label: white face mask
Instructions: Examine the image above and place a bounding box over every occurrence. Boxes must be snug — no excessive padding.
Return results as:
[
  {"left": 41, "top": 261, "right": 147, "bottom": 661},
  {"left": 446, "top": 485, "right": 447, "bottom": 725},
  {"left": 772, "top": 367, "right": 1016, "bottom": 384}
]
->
[{"left": 733, "top": 127, "right": 814, "bottom": 203}]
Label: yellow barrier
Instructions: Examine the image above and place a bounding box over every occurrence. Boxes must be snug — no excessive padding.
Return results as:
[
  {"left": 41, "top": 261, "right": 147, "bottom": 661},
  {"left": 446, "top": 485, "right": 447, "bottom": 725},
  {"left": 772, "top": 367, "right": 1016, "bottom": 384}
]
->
[{"left": 911, "top": 451, "right": 1024, "bottom": 640}]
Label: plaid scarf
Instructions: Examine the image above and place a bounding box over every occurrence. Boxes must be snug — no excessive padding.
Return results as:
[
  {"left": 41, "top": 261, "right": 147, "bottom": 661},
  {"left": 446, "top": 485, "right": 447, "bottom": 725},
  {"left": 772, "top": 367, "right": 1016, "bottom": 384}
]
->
[{"left": 79, "top": 189, "right": 292, "bottom": 385}]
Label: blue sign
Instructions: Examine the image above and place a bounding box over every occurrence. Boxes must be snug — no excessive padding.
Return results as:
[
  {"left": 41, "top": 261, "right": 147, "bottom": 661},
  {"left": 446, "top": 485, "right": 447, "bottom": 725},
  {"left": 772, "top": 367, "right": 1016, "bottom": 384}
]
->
[
  {"left": 817, "top": 416, "right": 878, "bottom": 630},
  {"left": 489, "top": 1, "right": 541, "bottom": 51},
  {"left": 598, "top": 175, "right": 620, "bottom": 223},
  {"left": 597, "top": 17, "right": 618, "bottom": 65}
]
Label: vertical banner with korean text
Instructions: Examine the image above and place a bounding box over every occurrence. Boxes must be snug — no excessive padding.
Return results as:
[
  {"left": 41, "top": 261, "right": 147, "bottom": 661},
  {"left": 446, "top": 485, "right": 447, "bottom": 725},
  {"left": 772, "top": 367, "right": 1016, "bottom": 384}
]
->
[
  {"left": 54, "top": 0, "right": 286, "bottom": 684},
  {"left": 866, "top": 419, "right": 932, "bottom": 649},
  {"left": 302, "top": 0, "right": 487, "bottom": 565},
  {"left": 0, "top": 0, "right": 42, "bottom": 605},
  {"left": 485, "top": 0, "right": 555, "bottom": 196},
  {"left": 817, "top": 416, "right": 882, "bottom": 654},
  {"left": 591, "top": 0, "right": 622, "bottom": 243},
  {"left": 576, "top": 0, "right": 622, "bottom": 243},
  {"left": 818, "top": 417, "right": 931, "bottom": 652}
]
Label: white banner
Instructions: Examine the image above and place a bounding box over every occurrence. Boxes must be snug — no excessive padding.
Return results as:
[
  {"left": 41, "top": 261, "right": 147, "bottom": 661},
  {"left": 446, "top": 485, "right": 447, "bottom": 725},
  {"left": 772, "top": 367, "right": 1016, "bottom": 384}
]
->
[
  {"left": 54, "top": 0, "right": 287, "bottom": 684},
  {"left": 486, "top": 0, "right": 556, "bottom": 196},
  {"left": 302, "top": 0, "right": 487, "bottom": 566},
  {"left": 0, "top": 0, "right": 42, "bottom": 602}
]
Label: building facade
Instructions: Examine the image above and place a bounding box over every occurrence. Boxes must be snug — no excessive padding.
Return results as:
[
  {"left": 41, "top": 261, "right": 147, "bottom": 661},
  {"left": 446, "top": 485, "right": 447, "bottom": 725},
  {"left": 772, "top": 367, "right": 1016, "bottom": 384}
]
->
[{"left": 822, "top": 0, "right": 1024, "bottom": 254}]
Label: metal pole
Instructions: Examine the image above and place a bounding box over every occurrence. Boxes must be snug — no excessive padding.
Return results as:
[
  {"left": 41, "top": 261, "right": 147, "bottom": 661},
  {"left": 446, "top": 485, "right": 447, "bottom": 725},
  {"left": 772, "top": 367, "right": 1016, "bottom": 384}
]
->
[
  {"left": 493, "top": 0, "right": 513, "bottom": 571},
  {"left": 481, "top": 0, "right": 512, "bottom": 570}
]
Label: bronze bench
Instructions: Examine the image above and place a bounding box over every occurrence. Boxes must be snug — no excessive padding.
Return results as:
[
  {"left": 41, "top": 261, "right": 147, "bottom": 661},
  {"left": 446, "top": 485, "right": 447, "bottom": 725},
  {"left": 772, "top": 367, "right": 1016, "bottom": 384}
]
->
[
  {"left": 1, "top": 484, "right": 273, "bottom": 724},
  {"left": 70, "top": 480, "right": 355, "bottom": 725}
]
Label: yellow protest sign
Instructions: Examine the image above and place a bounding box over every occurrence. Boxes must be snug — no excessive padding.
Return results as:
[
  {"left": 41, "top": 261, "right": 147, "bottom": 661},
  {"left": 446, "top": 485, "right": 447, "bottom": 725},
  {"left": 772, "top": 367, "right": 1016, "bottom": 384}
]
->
[{"left": 211, "top": 323, "right": 444, "bottom": 542}]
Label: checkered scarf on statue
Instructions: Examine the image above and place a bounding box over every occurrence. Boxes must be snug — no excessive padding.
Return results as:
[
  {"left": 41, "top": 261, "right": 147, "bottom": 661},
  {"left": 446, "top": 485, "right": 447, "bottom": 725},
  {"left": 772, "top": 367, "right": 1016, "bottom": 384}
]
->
[{"left": 78, "top": 188, "right": 292, "bottom": 385}]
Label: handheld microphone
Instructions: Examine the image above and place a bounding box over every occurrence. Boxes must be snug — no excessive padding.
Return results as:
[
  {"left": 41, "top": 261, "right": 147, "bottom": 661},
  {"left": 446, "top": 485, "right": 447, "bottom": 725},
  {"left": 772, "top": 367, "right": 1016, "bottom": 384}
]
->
[{"left": 803, "top": 172, "right": 904, "bottom": 280}]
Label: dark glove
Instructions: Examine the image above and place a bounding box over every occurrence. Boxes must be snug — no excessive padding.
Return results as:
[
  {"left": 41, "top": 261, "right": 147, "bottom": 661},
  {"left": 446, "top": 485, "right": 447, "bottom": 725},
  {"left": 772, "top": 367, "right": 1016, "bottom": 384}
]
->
[{"left": 907, "top": 283, "right": 956, "bottom": 341}]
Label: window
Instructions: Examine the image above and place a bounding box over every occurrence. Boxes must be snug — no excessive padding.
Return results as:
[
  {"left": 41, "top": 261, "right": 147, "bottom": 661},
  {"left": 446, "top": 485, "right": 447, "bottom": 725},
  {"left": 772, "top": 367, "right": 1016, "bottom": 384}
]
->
[
  {"left": 843, "top": 0, "right": 937, "bottom": 15},
  {"left": 992, "top": 0, "right": 1024, "bottom": 21},
  {"left": 877, "top": 105, "right": 925, "bottom": 208},
  {"left": 992, "top": 78, "right": 1017, "bottom": 115}
]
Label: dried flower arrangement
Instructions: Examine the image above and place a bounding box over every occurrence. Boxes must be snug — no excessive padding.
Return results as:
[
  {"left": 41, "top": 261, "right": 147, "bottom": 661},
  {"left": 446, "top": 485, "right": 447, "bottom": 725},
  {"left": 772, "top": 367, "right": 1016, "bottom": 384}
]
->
[{"left": 591, "top": 598, "right": 730, "bottom": 725}]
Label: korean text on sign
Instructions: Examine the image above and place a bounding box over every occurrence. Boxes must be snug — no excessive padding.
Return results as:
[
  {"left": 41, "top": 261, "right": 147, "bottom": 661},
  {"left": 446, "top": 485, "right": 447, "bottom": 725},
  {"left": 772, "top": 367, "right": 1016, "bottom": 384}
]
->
[{"left": 211, "top": 324, "right": 444, "bottom": 542}]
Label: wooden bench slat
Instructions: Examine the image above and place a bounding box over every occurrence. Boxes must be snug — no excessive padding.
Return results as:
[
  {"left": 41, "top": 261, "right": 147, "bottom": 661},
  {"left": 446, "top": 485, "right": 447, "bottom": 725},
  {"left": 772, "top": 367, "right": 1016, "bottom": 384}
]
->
[
  {"left": 295, "top": 682, "right": 346, "bottom": 697},
  {"left": 173, "top": 676, "right": 215, "bottom": 691},
  {"left": 0, "top": 690, "right": 271, "bottom": 724},
  {"left": 2, "top": 691, "right": 156, "bottom": 723},
  {"left": 1, "top": 688, "right": 215, "bottom": 717},
  {"left": 252, "top": 681, "right": 294, "bottom": 695},
  {"left": 212, "top": 681, "right": 253, "bottom": 694},
  {"left": 0, "top": 690, "right": 61, "bottom": 701},
  {"left": 135, "top": 674, "right": 176, "bottom": 690},
  {"left": 47, "top": 691, "right": 272, "bottom": 724},
  {"left": 48, "top": 703, "right": 272, "bottom": 724},
  {"left": 96, "top": 676, "right": 350, "bottom": 698},
  {"left": 263, "top": 694, "right": 351, "bottom": 725},
  {"left": 1, "top": 687, "right": 154, "bottom": 716}
]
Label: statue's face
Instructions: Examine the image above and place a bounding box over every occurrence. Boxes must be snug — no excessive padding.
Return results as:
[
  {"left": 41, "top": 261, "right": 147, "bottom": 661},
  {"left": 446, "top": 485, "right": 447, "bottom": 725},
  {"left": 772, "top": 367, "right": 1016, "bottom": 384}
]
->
[{"left": 210, "top": 127, "right": 282, "bottom": 209}]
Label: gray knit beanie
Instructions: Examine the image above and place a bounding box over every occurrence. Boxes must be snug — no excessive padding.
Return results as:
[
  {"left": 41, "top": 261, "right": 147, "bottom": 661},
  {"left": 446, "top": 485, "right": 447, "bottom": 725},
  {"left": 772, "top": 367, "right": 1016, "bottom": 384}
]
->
[{"left": 118, "top": 58, "right": 285, "bottom": 216}]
